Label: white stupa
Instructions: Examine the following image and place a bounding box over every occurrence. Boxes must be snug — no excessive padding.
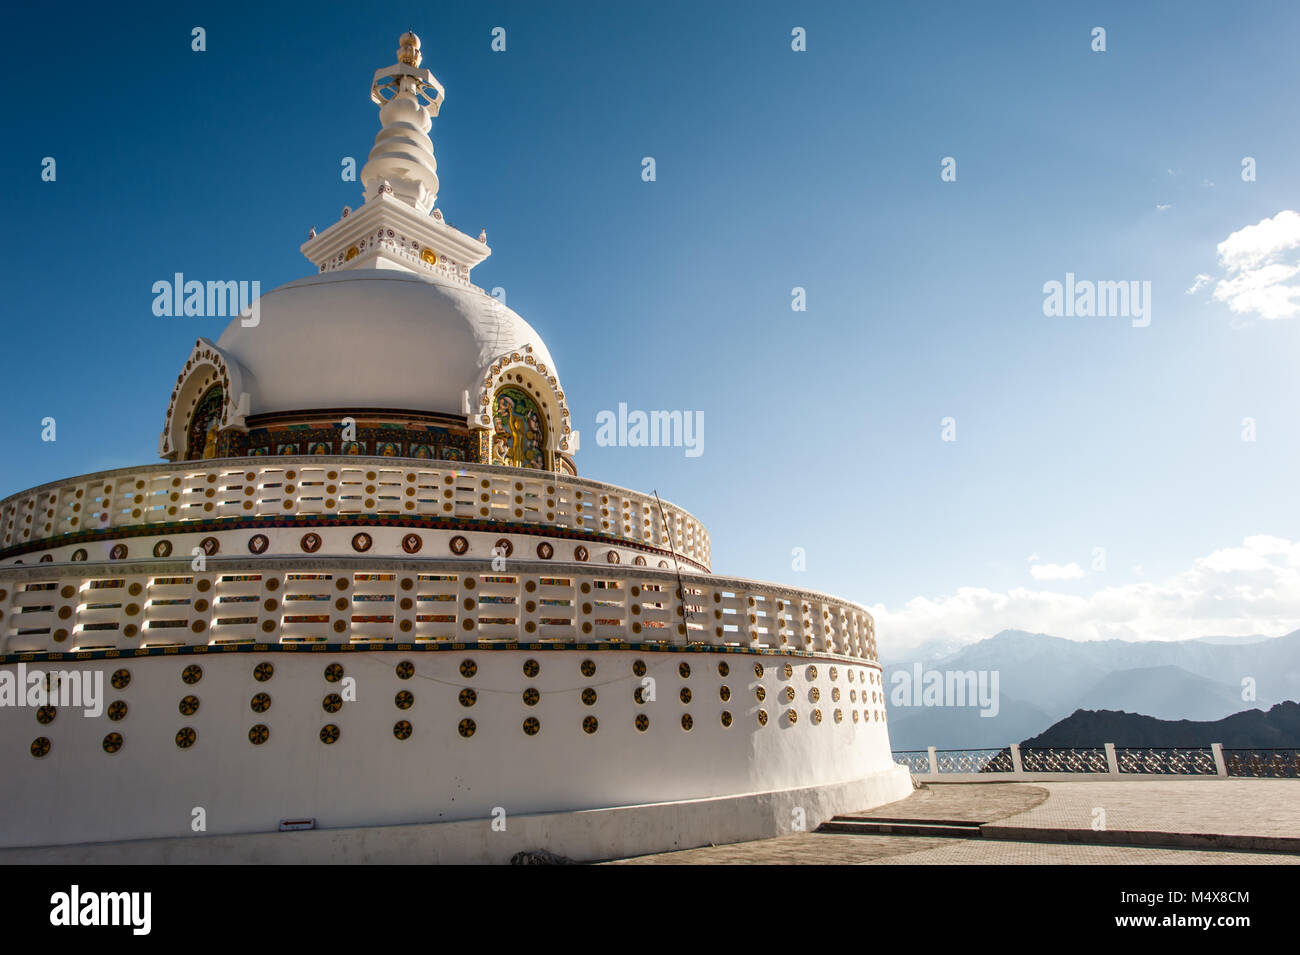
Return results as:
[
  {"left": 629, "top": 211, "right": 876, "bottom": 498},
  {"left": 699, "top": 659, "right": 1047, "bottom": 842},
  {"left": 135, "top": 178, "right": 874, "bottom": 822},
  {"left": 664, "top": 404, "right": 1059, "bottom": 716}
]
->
[{"left": 0, "top": 33, "right": 909, "bottom": 862}]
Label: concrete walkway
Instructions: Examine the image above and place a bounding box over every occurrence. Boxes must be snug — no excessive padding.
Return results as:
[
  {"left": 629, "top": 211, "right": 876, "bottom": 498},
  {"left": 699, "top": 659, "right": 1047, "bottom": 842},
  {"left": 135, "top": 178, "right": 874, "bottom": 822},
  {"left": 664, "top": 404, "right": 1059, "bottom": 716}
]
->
[{"left": 607, "top": 780, "right": 1300, "bottom": 864}]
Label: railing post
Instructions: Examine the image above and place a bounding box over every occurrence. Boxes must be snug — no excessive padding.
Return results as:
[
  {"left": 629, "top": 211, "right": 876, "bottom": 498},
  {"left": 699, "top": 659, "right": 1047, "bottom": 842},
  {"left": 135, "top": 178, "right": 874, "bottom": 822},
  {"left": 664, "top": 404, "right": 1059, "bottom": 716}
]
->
[
  {"left": 1104, "top": 742, "right": 1119, "bottom": 777},
  {"left": 927, "top": 746, "right": 938, "bottom": 777},
  {"left": 1211, "top": 742, "right": 1227, "bottom": 778},
  {"left": 1010, "top": 742, "right": 1023, "bottom": 776}
]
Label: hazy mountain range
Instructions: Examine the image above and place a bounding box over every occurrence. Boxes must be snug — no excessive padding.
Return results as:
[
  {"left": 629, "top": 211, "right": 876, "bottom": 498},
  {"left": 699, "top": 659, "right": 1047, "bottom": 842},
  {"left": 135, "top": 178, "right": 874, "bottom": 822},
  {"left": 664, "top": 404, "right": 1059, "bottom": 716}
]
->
[{"left": 884, "top": 628, "right": 1300, "bottom": 750}]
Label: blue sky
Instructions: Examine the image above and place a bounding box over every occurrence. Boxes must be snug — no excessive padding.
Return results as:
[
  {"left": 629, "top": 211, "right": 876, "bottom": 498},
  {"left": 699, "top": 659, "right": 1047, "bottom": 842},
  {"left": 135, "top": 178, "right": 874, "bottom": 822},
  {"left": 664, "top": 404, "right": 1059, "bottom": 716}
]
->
[{"left": 3, "top": 1, "right": 1299, "bottom": 650}]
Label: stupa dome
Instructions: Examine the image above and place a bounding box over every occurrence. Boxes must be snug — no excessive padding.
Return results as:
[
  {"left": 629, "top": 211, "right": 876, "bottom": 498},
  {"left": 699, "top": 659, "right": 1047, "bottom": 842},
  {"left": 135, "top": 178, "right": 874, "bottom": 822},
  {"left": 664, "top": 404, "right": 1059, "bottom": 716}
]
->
[{"left": 213, "top": 269, "right": 556, "bottom": 420}]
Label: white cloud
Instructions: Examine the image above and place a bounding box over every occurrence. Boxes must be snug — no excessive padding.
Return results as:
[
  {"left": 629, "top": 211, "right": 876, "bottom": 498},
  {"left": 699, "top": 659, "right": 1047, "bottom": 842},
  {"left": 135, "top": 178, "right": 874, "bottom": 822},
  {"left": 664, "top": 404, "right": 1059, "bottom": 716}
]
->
[
  {"left": 1156, "top": 203, "right": 1171, "bottom": 212},
  {"left": 870, "top": 535, "right": 1300, "bottom": 654},
  {"left": 1194, "top": 210, "right": 1300, "bottom": 320},
  {"left": 1216, "top": 210, "right": 1300, "bottom": 272},
  {"left": 1029, "top": 562, "right": 1085, "bottom": 580},
  {"left": 1186, "top": 273, "right": 1212, "bottom": 295}
]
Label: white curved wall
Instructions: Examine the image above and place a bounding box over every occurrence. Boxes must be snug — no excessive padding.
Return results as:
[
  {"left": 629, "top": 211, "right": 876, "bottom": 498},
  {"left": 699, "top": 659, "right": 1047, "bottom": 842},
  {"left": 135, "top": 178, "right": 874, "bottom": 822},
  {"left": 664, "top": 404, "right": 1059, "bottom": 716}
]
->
[{"left": 0, "top": 649, "right": 896, "bottom": 848}]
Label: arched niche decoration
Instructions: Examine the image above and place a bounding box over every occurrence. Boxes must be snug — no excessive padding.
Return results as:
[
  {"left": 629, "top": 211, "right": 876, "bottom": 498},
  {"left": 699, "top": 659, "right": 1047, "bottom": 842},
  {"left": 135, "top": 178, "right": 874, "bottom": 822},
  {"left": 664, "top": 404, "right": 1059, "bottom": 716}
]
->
[
  {"left": 473, "top": 346, "right": 572, "bottom": 472},
  {"left": 186, "top": 384, "right": 225, "bottom": 460},
  {"left": 159, "top": 339, "right": 250, "bottom": 461},
  {"left": 491, "top": 386, "right": 546, "bottom": 469}
]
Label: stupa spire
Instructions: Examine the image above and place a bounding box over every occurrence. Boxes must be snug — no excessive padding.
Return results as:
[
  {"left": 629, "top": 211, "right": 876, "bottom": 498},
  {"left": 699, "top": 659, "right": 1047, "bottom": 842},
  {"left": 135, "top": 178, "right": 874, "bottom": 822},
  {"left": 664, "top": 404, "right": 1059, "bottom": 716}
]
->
[
  {"left": 300, "top": 32, "right": 490, "bottom": 282},
  {"left": 360, "top": 31, "right": 446, "bottom": 214}
]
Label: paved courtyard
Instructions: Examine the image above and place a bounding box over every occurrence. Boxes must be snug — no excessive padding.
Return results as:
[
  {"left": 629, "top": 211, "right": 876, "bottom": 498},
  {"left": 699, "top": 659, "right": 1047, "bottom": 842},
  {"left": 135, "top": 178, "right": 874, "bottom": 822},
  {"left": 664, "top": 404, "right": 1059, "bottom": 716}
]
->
[{"left": 606, "top": 781, "right": 1300, "bottom": 865}]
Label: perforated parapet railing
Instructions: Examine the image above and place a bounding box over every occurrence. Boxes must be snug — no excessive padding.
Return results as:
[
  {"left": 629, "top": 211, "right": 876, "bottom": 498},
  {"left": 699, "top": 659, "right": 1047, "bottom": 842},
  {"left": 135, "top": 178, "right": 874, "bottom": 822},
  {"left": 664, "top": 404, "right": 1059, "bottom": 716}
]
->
[
  {"left": 0, "top": 457, "right": 712, "bottom": 570},
  {"left": 893, "top": 746, "right": 1300, "bottom": 778},
  {"left": 0, "top": 557, "right": 879, "bottom": 663}
]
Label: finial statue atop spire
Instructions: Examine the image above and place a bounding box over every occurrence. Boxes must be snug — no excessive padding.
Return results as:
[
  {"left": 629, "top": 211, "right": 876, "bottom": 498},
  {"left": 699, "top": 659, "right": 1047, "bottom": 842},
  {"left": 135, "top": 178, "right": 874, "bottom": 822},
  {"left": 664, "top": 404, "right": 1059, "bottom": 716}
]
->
[
  {"left": 360, "top": 31, "right": 445, "bottom": 213},
  {"left": 397, "top": 30, "right": 421, "bottom": 66}
]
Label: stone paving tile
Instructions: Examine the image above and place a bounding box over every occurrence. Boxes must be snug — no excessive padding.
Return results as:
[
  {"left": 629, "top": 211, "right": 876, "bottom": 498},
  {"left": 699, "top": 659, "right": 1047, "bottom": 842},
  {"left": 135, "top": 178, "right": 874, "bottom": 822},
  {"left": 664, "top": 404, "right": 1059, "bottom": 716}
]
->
[
  {"left": 606, "top": 780, "right": 1300, "bottom": 864},
  {"left": 607, "top": 833, "right": 1300, "bottom": 865},
  {"left": 603, "top": 833, "right": 957, "bottom": 865},
  {"left": 868, "top": 839, "right": 1300, "bottom": 865},
  {"left": 993, "top": 780, "right": 1300, "bottom": 837},
  {"left": 848, "top": 782, "right": 1048, "bottom": 822}
]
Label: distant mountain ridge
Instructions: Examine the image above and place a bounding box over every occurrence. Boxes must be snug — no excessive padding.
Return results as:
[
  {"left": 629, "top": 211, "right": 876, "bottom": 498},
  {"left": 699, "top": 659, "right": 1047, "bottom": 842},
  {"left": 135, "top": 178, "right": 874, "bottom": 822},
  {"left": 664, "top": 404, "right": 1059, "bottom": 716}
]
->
[
  {"left": 1022, "top": 701, "right": 1300, "bottom": 748},
  {"left": 885, "top": 628, "right": 1300, "bottom": 750}
]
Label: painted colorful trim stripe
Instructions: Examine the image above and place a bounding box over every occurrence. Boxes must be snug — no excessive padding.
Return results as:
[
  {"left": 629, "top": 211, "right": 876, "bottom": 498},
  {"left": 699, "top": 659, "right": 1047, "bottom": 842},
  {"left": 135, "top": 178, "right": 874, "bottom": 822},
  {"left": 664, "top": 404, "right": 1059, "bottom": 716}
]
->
[
  {"left": 0, "top": 641, "right": 881, "bottom": 669},
  {"left": 0, "top": 514, "right": 709, "bottom": 573}
]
